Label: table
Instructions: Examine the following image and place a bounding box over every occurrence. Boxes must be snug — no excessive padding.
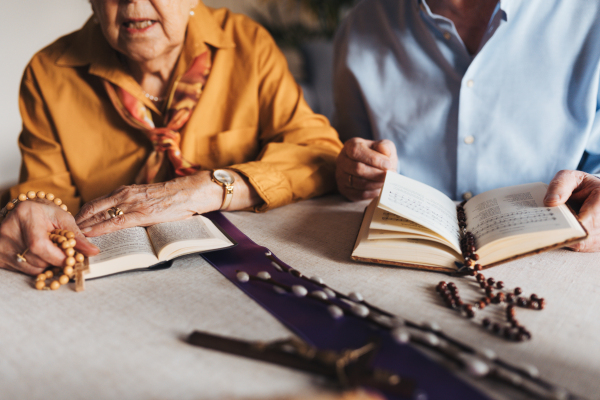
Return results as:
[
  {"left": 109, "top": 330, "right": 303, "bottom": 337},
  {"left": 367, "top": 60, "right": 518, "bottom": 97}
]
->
[{"left": 1, "top": 195, "right": 599, "bottom": 400}]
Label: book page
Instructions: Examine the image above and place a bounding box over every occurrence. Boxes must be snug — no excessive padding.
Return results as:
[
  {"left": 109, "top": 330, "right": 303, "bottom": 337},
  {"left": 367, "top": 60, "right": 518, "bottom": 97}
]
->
[
  {"left": 147, "top": 215, "right": 217, "bottom": 256},
  {"left": 377, "top": 172, "right": 461, "bottom": 251},
  {"left": 464, "top": 183, "right": 578, "bottom": 248},
  {"left": 88, "top": 227, "right": 156, "bottom": 264}
]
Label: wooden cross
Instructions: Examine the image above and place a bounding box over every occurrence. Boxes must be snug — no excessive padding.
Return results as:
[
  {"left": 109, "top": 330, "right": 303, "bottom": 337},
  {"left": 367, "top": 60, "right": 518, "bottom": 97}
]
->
[{"left": 74, "top": 261, "right": 90, "bottom": 292}]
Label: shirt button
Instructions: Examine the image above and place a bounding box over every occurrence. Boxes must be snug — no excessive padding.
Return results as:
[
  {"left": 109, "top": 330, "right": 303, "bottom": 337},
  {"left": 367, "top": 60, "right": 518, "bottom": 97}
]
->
[
  {"left": 463, "top": 192, "right": 473, "bottom": 200},
  {"left": 464, "top": 136, "right": 475, "bottom": 145},
  {"left": 443, "top": 32, "right": 451, "bottom": 40},
  {"left": 466, "top": 80, "right": 474, "bottom": 88}
]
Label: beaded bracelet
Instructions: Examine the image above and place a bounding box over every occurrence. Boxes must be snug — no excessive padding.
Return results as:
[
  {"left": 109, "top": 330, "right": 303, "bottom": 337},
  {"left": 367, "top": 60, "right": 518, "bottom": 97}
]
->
[{"left": 1, "top": 191, "right": 88, "bottom": 292}]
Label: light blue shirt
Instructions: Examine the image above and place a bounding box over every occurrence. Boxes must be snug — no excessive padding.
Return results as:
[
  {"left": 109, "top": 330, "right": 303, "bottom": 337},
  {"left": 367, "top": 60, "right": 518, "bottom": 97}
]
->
[{"left": 333, "top": 0, "right": 600, "bottom": 200}]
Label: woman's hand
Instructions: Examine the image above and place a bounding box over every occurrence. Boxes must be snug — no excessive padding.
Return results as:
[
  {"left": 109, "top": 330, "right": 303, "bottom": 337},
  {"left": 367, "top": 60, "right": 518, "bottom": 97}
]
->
[
  {"left": 0, "top": 200, "right": 99, "bottom": 275},
  {"left": 545, "top": 170, "right": 600, "bottom": 252},
  {"left": 75, "top": 170, "right": 261, "bottom": 237}
]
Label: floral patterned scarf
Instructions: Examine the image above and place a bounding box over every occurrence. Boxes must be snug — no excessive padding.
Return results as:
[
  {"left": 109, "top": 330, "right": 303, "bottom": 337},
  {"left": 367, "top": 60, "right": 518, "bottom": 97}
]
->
[{"left": 103, "top": 51, "right": 211, "bottom": 184}]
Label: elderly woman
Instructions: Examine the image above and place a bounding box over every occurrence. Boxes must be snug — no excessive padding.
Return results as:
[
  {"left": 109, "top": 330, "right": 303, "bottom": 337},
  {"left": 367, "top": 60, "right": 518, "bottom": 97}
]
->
[{"left": 0, "top": 0, "right": 342, "bottom": 276}]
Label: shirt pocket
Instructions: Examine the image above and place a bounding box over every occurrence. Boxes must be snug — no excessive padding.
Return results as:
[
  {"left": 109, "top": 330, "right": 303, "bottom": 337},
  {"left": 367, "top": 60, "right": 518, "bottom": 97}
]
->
[{"left": 208, "top": 127, "right": 260, "bottom": 167}]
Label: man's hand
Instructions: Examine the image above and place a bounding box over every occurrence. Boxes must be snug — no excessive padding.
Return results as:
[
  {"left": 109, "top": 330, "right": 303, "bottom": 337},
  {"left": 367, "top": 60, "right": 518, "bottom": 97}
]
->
[
  {"left": 336, "top": 138, "right": 398, "bottom": 201},
  {"left": 545, "top": 170, "right": 600, "bottom": 252}
]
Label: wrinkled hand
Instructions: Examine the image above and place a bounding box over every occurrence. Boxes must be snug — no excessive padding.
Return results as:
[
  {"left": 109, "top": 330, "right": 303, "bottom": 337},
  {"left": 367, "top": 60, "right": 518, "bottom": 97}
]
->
[
  {"left": 0, "top": 200, "right": 98, "bottom": 275},
  {"left": 336, "top": 138, "right": 398, "bottom": 201},
  {"left": 76, "top": 172, "right": 223, "bottom": 237},
  {"left": 545, "top": 170, "right": 600, "bottom": 252}
]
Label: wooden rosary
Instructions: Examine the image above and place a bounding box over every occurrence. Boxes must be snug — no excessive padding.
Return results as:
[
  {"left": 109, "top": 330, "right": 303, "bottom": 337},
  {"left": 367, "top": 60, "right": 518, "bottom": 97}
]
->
[
  {"left": 436, "top": 203, "right": 546, "bottom": 341},
  {"left": 2, "top": 190, "right": 89, "bottom": 292}
]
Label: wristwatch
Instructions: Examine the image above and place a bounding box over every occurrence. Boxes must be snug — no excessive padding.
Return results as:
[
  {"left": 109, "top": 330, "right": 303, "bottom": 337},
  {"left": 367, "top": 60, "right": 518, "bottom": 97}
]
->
[{"left": 211, "top": 169, "right": 236, "bottom": 210}]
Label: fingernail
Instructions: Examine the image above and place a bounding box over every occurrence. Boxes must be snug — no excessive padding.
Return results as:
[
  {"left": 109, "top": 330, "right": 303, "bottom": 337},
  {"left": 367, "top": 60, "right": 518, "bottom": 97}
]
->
[
  {"left": 544, "top": 194, "right": 560, "bottom": 203},
  {"left": 82, "top": 227, "right": 92, "bottom": 233}
]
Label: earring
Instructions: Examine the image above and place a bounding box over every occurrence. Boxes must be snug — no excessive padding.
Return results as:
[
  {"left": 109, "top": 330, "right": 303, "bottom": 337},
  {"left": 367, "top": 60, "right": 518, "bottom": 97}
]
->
[{"left": 190, "top": 10, "right": 195, "bottom": 16}]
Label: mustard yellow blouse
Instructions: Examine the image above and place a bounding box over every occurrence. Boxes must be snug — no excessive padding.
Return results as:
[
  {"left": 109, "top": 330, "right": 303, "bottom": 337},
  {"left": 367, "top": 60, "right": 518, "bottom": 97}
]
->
[{"left": 6, "top": 3, "right": 342, "bottom": 213}]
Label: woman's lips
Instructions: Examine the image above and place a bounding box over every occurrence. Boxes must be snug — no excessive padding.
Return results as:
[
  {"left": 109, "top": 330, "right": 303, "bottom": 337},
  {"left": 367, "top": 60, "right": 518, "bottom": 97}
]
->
[{"left": 122, "top": 19, "right": 157, "bottom": 33}]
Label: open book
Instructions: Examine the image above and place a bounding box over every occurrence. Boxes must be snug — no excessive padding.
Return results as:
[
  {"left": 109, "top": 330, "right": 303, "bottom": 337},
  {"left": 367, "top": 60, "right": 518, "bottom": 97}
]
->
[
  {"left": 85, "top": 215, "right": 235, "bottom": 279},
  {"left": 352, "top": 172, "right": 588, "bottom": 272}
]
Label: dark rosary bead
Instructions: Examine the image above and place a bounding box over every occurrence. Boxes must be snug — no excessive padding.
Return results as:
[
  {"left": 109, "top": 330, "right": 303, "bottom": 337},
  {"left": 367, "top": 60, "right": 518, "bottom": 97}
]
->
[
  {"left": 476, "top": 273, "right": 485, "bottom": 282},
  {"left": 503, "top": 327, "right": 514, "bottom": 339},
  {"left": 474, "top": 264, "right": 482, "bottom": 271},
  {"left": 496, "top": 281, "right": 504, "bottom": 289},
  {"left": 471, "top": 252, "right": 479, "bottom": 260},
  {"left": 483, "top": 297, "right": 491, "bottom": 305},
  {"left": 479, "top": 281, "right": 487, "bottom": 289},
  {"left": 517, "top": 297, "right": 528, "bottom": 307},
  {"left": 506, "top": 293, "right": 515, "bottom": 304},
  {"left": 539, "top": 298, "right": 546, "bottom": 309},
  {"left": 465, "top": 259, "right": 473, "bottom": 267},
  {"left": 492, "top": 323, "right": 501, "bottom": 333},
  {"left": 491, "top": 296, "right": 501, "bottom": 304},
  {"left": 437, "top": 281, "right": 447, "bottom": 290},
  {"left": 510, "top": 319, "right": 519, "bottom": 328},
  {"left": 496, "top": 293, "right": 505, "bottom": 302},
  {"left": 485, "top": 286, "right": 494, "bottom": 296},
  {"left": 530, "top": 300, "right": 539, "bottom": 310},
  {"left": 487, "top": 277, "right": 495, "bottom": 286},
  {"left": 514, "top": 287, "right": 523, "bottom": 295},
  {"left": 456, "top": 299, "right": 464, "bottom": 306},
  {"left": 463, "top": 304, "right": 473, "bottom": 313},
  {"left": 517, "top": 333, "right": 526, "bottom": 342},
  {"left": 466, "top": 309, "right": 475, "bottom": 319},
  {"left": 482, "top": 318, "right": 491, "bottom": 328},
  {"left": 477, "top": 301, "right": 486, "bottom": 309},
  {"left": 448, "top": 282, "right": 456, "bottom": 290},
  {"left": 530, "top": 293, "right": 539, "bottom": 301}
]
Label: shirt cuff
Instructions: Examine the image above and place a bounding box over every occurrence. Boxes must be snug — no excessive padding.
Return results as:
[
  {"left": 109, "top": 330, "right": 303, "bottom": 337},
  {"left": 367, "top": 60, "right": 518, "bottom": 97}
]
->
[{"left": 228, "top": 162, "right": 293, "bottom": 212}]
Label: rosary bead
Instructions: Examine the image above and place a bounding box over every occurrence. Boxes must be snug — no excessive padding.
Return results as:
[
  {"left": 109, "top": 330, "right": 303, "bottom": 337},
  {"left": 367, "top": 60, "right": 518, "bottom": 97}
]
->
[
  {"left": 496, "top": 281, "right": 504, "bottom": 289},
  {"left": 45, "top": 270, "right": 54, "bottom": 279},
  {"left": 65, "top": 232, "right": 75, "bottom": 239},
  {"left": 482, "top": 318, "right": 491, "bottom": 328},
  {"left": 36, "top": 273, "right": 46, "bottom": 281},
  {"left": 497, "top": 293, "right": 505, "bottom": 302},
  {"left": 6, "top": 202, "right": 15, "bottom": 211},
  {"left": 65, "top": 248, "right": 75, "bottom": 257},
  {"left": 485, "top": 286, "right": 494, "bottom": 296},
  {"left": 64, "top": 257, "right": 76, "bottom": 267},
  {"left": 474, "top": 264, "right": 482, "bottom": 271},
  {"left": 530, "top": 293, "right": 539, "bottom": 301},
  {"left": 538, "top": 298, "right": 546, "bottom": 309},
  {"left": 61, "top": 241, "right": 72, "bottom": 250},
  {"left": 514, "top": 287, "right": 523, "bottom": 295},
  {"left": 483, "top": 297, "right": 491, "bottom": 305},
  {"left": 476, "top": 273, "right": 484, "bottom": 282},
  {"left": 68, "top": 239, "right": 76, "bottom": 248},
  {"left": 472, "top": 253, "right": 480, "bottom": 261},
  {"left": 18, "top": 194, "right": 27, "bottom": 202},
  {"left": 60, "top": 204, "right": 68, "bottom": 211},
  {"left": 466, "top": 309, "right": 475, "bottom": 319},
  {"left": 529, "top": 300, "right": 539, "bottom": 310},
  {"left": 75, "top": 253, "right": 84, "bottom": 263},
  {"left": 50, "top": 280, "right": 60, "bottom": 290},
  {"left": 63, "top": 266, "right": 74, "bottom": 276},
  {"left": 456, "top": 299, "right": 464, "bottom": 306},
  {"left": 506, "top": 293, "right": 515, "bottom": 303},
  {"left": 468, "top": 269, "right": 477, "bottom": 276},
  {"left": 517, "top": 297, "right": 528, "bottom": 307},
  {"left": 510, "top": 319, "right": 519, "bottom": 328},
  {"left": 479, "top": 281, "right": 487, "bottom": 289},
  {"left": 36, "top": 191, "right": 46, "bottom": 199},
  {"left": 26, "top": 191, "right": 37, "bottom": 199},
  {"left": 59, "top": 275, "right": 69, "bottom": 285},
  {"left": 491, "top": 296, "right": 500, "bottom": 304},
  {"left": 492, "top": 323, "right": 501, "bottom": 333},
  {"left": 56, "top": 236, "right": 67, "bottom": 244},
  {"left": 486, "top": 277, "right": 495, "bottom": 286},
  {"left": 45, "top": 193, "right": 55, "bottom": 201},
  {"left": 53, "top": 198, "right": 62, "bottom": 206},
  {"left": 447, "top": 282, "right": 456, "bottom": 290},
  {"left": 477, "top": 301, "right": 486, "bottom": 309},
  {"left": 35, "top": 280, "right": 46, "bottom": 290}
]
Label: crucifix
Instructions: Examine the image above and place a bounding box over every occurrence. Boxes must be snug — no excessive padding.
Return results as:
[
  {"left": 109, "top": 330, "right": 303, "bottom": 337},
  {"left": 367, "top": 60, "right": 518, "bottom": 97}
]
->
[{"left": 74, "top": 261, "right": 90, "bottom": 292}]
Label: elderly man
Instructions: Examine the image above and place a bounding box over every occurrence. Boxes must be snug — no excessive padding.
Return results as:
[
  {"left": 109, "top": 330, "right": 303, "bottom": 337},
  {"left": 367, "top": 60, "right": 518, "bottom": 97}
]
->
[{"left": 333, "top": 0, "right": 600, "bottom": 251}]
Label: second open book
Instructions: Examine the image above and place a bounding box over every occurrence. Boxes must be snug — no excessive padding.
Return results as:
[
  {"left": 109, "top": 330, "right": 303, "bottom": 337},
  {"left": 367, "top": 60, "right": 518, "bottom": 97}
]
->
[{"left": 352, "top": 172, "right": 587, "bottom": 272}]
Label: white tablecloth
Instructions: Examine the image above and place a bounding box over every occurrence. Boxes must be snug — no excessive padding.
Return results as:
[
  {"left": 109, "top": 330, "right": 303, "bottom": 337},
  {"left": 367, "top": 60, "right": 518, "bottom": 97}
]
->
[{"left": 1, "top": 195, "right": 598, "bottom": 400}]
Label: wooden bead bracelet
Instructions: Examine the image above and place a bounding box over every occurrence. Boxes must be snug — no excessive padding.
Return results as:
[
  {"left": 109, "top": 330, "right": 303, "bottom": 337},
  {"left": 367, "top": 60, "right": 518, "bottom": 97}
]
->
[{"left": 1, "top": 191, "right": 89, "bottom": 292}]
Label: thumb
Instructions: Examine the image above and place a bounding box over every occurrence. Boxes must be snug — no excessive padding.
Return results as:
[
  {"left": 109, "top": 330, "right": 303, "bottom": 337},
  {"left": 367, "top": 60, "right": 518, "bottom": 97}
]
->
[
  {"left": 56, "top": 211, "right": 100, "bottom": 257},
  {"left": 544, "top": 170, "right": 586, "bottom": 207},
  {"left": 371, "top": 139, "right": 396, "bottom": 158}
]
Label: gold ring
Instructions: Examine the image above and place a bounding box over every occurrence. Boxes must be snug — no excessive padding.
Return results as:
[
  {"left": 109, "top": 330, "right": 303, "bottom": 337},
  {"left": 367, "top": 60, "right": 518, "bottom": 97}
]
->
[
  {"left": 348, "top": 174, "right": 353, "bottom": 188},
  {"left": 108, "top": 207, "right": 124, "bottom": 219},
  {"left": 16, "top": 248, "right": 29, "bottom": 263}
]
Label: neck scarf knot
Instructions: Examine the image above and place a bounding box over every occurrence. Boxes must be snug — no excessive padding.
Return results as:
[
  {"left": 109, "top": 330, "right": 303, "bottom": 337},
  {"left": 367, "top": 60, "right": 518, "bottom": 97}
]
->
[{"left": 103, "top": 51, "right": 212, "bottom": 184}]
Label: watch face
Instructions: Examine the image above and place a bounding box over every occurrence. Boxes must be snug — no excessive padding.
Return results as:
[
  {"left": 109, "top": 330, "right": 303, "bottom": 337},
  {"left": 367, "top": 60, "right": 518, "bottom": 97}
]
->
[{"left": 214, "top": 169, "right": 235, "bottom": 185}]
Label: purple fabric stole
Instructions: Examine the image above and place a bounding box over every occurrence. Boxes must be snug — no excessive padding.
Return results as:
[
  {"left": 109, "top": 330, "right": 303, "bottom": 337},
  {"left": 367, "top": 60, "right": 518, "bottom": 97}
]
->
[{"left": 201, "top": 212, "right": 490, "bottom": 400}]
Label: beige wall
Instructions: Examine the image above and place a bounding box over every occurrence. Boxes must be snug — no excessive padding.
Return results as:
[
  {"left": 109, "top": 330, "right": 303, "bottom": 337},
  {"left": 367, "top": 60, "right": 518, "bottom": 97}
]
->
[{"left": 0, "top": 0, "right": 260, "bottom": 190}]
